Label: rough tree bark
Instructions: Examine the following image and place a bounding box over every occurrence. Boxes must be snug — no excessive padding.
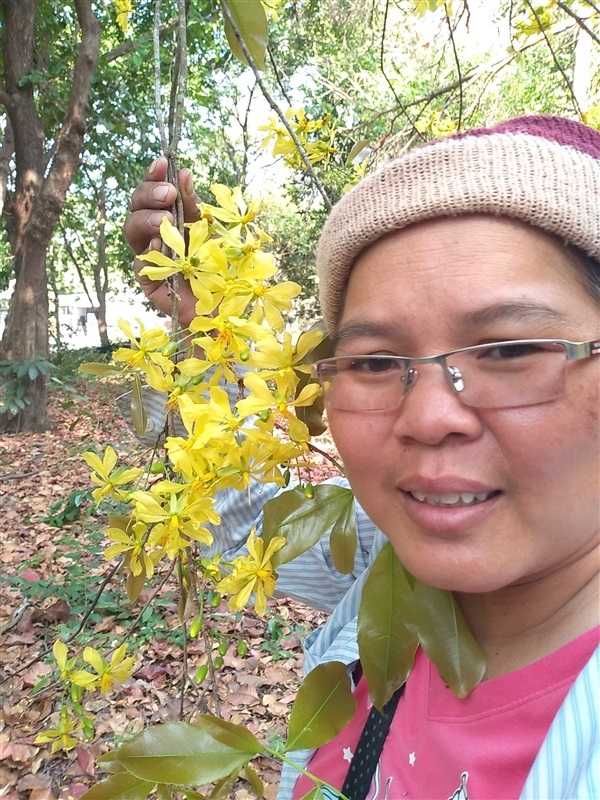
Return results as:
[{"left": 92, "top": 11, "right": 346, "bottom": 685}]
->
[{"left": 0, "top": 0, "right": 102, "bottom": 431}]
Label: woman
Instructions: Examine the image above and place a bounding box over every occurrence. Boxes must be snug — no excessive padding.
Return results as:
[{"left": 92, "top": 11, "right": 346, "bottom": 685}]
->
[{"left": 125, "top": 115, "right": 599, "bottom": 799}]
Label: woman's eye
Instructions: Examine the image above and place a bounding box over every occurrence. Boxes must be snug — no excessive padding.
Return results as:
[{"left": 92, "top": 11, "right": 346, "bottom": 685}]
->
[
  {"left": 350, "top": 357, "right": 397, "bottom": 373},
  {"left": 483, "top": 343, "right": 544, "bottom": 360}
]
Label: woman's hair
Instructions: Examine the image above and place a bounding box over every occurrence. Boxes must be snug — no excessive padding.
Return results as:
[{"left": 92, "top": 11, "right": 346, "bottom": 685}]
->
[{"left": 316, "top": 115, "right": 600, "bottom": 332}]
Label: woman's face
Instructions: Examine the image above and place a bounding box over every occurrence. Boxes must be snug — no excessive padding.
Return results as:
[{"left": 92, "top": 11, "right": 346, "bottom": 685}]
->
[{"left": 328, "top": 216, "right": 600, "bottom": 594}]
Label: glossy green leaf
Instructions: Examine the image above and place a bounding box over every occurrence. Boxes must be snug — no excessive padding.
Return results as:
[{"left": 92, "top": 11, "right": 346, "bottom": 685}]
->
[
  {"left": 193, "top": 714, "right": 264, "bottom": 753},
  {"left": 285, "top": 661, "right": 357, "bottom": 752},
  {"left": 329, "top": 490, "right": 357, "bottom": 574},
  {"left": 222, "top": 0, "right": 268, "bottom": 71},
  {"left": 112, "top": 721, "right": 257, "bottom": 784},
  {"left": 263, "top": 485, "right": 355, "bottom": 567},
  {"left": 131, "top": 374, "right": 147, "bottom": 437},
  {"left": 413, "top": 579, "right": 486, "bottom": 698},
  {"left": 243, "top": 763, "right": 265, "bottom": 797},
  {"left": 358, "top": 542, "right": 418, "bottom": 711},
  {"left": 79, "top": 361, "right": 122, "bottom": 376},
  {"left": 80, "top": 773, "right": 155, "bottom": 800}
]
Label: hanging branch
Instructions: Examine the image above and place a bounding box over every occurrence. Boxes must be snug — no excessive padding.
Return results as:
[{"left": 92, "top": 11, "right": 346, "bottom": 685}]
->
[
  {"left": 523, "top": 0, "right": 582, "bottom": 116},
  {"left": 220, "top": 0, "right": 333, "bottom": 211},
  {"left": 379, "top": 0, "right": 425, "bottom": 142}
]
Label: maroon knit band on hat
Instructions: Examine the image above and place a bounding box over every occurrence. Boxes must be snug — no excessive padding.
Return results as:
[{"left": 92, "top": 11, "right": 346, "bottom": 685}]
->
[{"left": 316, "top": 115, "right": 600, "bottom": 332}]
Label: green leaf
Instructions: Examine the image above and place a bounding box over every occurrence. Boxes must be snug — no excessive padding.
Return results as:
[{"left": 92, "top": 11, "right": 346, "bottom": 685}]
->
[
  {"left": 263, "top": 485, "right": 355, "bottom": 567},
  {"left": 80, "top": 773, "right": 155, "bottom": 800},
  {"left": 193, "top": 714, "right": 264, "bottom": 753},
  {"left": 126, "top": 568, "right": 146, "bottom": 603},
  {"left": 131, "top": 374, "right": 147, "bottom": 437},
  {"left": 243, "top": 762, "right": 264, "bottom": 797},
  {"left": 329, "top": 490, "right": 356, "bottom": 574},
  {"left": 222, "top": 0, "right": 268, "bottom": 71},
  {"left": 298, "top": 789, "right": 326, "bottom": 800},
  {"left": 113, "top": 721, "right": 260, "bottom": 784},
  {"left": 285, "top": 661, "right": 357, "bottom": 751},
  {"left": 345, "top": 139, "right": 370, "bottom": 165},
  {"left": 358, "top": 542, "right": 418, "bottom": 711},
  {"left": 79, "top": 362, "right": 122, "bottom": 376},
  {"left": 413, "top": 579, "right": 486, "bottom": 698}
]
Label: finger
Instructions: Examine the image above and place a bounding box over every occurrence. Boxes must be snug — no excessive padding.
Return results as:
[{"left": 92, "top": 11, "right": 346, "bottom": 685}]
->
[
  {"left": 145, "top": 156, "right": 169, "bottom": 182},
  {"left": 124, "top": 208, "right": 174, "bottom": 255},
  {"left": 179, "top": 168, "right": 202, "bottom": 224}
]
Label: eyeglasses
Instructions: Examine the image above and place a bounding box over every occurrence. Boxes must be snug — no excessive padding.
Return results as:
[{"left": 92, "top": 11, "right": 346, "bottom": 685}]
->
[{"left": 311, "top": 339, "right": 600, "bottom": 411}]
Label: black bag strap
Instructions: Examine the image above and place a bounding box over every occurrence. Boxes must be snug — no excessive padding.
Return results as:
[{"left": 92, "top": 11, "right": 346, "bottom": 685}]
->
[{"left": 339, "top": 682, "right": 404, "bottom": 799}]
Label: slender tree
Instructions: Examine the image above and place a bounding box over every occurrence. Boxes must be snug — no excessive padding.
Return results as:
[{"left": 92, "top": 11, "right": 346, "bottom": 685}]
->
[{"left": 0, "top": 0, "right": 102, "bottom": 431}]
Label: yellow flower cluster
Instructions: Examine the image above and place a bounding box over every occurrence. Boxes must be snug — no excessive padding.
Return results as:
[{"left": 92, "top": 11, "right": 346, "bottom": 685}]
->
[
  {"left": 82, "top": 183, "right": 324, "bottom": 616},
  {"left": 34, "top": 640, "right": 136, "bottom": 752},
  {"left": 259, "top": 107, "right": 338, "bottom": 170}
]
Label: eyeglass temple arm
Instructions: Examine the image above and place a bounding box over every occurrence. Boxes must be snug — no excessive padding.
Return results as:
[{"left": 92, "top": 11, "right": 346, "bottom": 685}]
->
[{"left": 565, "top": 340, "right": 600, "bottom": 361}]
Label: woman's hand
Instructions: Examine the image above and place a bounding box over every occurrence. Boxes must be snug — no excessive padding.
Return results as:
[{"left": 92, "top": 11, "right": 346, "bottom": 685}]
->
[{"left": 123, "top": 157, "right": 201, "bottom": 328}]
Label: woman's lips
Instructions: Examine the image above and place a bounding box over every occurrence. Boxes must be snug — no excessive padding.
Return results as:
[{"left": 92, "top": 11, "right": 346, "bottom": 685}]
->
[
  {"left": 398, "top": 481, "right": 502, "bottom": 534},
  {"left": 407, "top": 489, "right": 499, "bottom": 507}
]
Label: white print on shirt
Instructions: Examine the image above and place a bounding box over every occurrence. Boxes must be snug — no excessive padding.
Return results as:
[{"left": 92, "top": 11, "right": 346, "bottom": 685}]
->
[
  {"left": 366, "top": 764, "right": 393, "bottom": 800},
  {"left": 448, "top": 771, "right": 469, "bottom": 800}
]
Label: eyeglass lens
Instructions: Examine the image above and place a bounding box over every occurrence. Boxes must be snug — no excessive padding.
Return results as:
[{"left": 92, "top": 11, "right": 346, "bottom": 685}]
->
[{"left": 317, "top": 342, "right": 568, "bottom": 411}]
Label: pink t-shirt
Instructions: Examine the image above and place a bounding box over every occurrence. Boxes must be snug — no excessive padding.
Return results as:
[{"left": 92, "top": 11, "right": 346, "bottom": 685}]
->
[{"left": 294, "top": 627, "right": 599, "bottom": 800}]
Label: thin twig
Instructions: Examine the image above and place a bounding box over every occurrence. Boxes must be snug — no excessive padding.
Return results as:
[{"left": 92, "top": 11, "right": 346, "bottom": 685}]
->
[
  {"left": 523, "top": 0, "right": 581, "bottom": 116},
  {"left": 445, "top": 3, "right": 463, "bottom": 131},
  {"left": 0, "top": 560, "right": 122, "bottom": 685},
  {"left": 307, "top": 442, "right": 346, "bottom": 477},
  {"left": 177, "top": 553, "right": 189, "bottom": 719},
  {"left": 153, "top": 0, "right": 168, "bottom": 152},
  {"left": 0, "top": 469, "right": 43, "bottom": 481},
  {"left": 115, "top": 559, "right": 177, "bottom": 646},
  {"left": 221, "top": 0, "right": 333, "bottom": 210},
  {"left": 556, "top": 0, "right": 600, "bottom": 47},
  {"left": 267, "top": 45, "right": 294, "bottom": 108},
  {"left": 378, "top": 0, "right": 424, "bottom": 142}
]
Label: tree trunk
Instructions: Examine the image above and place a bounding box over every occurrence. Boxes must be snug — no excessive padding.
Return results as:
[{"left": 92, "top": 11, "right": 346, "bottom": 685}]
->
[{"left": 0, "top": 0, "right": 102, "bottom": 432}]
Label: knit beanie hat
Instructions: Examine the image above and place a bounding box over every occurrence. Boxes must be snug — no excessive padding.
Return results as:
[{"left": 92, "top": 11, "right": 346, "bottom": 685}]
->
[{"left": 316, "top": 115, "right": 600, "bottom": 332}]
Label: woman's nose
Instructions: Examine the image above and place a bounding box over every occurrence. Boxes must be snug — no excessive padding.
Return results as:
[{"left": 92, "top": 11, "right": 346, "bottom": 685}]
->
[{"left": 392, "top": 363, "right": 483, "bottom": 446}]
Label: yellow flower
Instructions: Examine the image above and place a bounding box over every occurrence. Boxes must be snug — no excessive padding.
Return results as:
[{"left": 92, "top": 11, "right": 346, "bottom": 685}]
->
[
  {"left": 113, "top": 0, "right": 133, "bottom": 33},
  {"left": 82, "top": 446, "right": 143, "bottom": 503},
  {"left": 79, "top": 644, "right": 136, "bottom": 694},
  {"left": 104, "top": 518, "right": 159, "bottom": 579},
  {"left": 51, "top": 640, "right": 96, "bottom": 688},
  {"left": 34, "top": 708, "right": 81, "bottom": 753},
  {"left": 132, "top": 489, "right": 217, "bottom": 559},
  {"left": 247, "top": 329, "right": 323, "bottom": 390},
  {"left": 201, "top": 184, "right": 261, "bottom": 228},
  {"left": 138, "top": 218, "right": 226, "bottom": 312},
  {"left": 112, "top": 318, "right": 175, "bottom": 392},
  {"left": 217, "top": 529, "right": 286, "bottom": 615},
  {"left": 236, "top": 372, "right": 321, "bottom": 442},
  {"left": 190, "top": 313, "right": 266, "bottom": 362}
]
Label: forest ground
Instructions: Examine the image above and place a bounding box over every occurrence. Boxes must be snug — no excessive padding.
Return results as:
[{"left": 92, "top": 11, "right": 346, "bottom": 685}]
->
[{"left": 0, "top": 375, "right": 336, "bottom": 799}]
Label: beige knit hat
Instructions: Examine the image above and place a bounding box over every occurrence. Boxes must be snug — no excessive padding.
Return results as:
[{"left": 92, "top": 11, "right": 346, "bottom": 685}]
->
[{"left": 316, "top": 115, "right": 600, "bottom": 332}]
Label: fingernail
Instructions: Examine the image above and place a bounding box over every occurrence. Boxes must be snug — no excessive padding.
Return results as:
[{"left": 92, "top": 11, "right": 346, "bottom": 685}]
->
[
  {"left": 152, "top": 185, "right": 169, "bottom": 202},
  {"left": 148, "top": 212, "right": 164, "bottom": 228},
  {"left": 183, "top": 172, "right": 194, "bottom": 196},
  {"left": 148, "top": 158, "right": 159, "bottom": 176}
]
